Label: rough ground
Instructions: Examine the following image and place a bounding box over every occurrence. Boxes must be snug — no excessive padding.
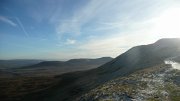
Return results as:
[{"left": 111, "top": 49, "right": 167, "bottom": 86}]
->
[{"left": 77, "top": 63, "right": 180, "bottom": 101}]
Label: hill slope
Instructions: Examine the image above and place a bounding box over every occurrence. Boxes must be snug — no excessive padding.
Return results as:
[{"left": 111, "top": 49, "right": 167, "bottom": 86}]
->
[
  {"left": 78, "top": 63, "right": 180, "bottom": 101},
  {"left": 96, "top": 38, "right": 180, "bottom": 79},
  {"left": 1, "top": 38, "right": 180, "bottom": 101}
]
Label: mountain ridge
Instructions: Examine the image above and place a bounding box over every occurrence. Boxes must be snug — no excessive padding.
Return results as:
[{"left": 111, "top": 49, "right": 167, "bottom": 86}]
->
[
  {"left": 9, "top": 57, "right": 113, "bottom": 76},
  {"left": 20, "top": 57, "right": 113, "bottom": 69}
]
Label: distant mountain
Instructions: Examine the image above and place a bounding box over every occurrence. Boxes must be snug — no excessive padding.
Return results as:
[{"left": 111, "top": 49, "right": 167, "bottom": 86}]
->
[
  {"left": 0, "top": 59, "right": 43, "bottom": 69},
  {"left": 12, "top": 57, "right": 113, "bottom": 76},
  {"left": 25, "top": 38, "right": 180, "bottom": 101},
  {"left": 26, "top": 57, "right": 113, "bottom": 68}
]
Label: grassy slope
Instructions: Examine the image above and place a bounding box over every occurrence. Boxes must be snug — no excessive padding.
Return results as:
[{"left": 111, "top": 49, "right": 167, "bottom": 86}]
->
[{"left": 78, "top": 64, "right": 180, "bottom": 101}]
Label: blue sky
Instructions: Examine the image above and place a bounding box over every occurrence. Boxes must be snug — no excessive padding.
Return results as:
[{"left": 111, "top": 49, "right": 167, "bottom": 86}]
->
[{"left": 0, "top": 0, "right": 180, "bottom": 60}]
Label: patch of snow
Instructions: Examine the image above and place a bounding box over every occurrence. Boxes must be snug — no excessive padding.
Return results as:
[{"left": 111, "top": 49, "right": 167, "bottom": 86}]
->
[
  {"left": 134, "top": 65, "right": 174, "bottom": 100},
  {"left": 164, "top": 60, "right": 180, "bottom": 70}
]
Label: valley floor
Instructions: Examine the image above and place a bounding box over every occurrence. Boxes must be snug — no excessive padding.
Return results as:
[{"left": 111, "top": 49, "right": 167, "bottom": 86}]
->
[{"left": 77, "top": 64, "right": 180, "bottom": 101}]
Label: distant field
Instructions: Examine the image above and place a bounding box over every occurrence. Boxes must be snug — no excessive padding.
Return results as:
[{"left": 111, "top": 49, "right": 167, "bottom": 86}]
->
[{"left": 0, "top": 76, "right": 58, "bottom": 101}]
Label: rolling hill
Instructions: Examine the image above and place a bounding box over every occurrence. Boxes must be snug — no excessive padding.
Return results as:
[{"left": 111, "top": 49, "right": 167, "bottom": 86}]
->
[{"left": 11, "top": 57, "right": 113, "bottom": 76}]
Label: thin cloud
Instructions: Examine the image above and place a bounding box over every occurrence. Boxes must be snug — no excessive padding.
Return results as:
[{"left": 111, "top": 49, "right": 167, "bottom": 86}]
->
[
  {"left": 15, "top": 17, "right": 29, "bottom": 37},
  {"left": 0, "top": 16, "right": 17, "bottom": 27},
  {"left": 55, "top": 0, "right": 112, "bottom": 36},
  {"left": 54, "top": 0, "right": 166, "bottom": 36},
  {"left": 66, "top": 39, "right": 76, "bottom": 45}
]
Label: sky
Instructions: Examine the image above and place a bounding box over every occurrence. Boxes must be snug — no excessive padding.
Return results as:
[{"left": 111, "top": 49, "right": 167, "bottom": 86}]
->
[{"left": 0, "top": 0, "right": 180, "bottom": 60}]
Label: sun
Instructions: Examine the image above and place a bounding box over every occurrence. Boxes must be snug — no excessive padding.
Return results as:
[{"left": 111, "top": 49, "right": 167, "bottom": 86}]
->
[{"left": 152, "top": 7, "right": 180, "bottom": 38}]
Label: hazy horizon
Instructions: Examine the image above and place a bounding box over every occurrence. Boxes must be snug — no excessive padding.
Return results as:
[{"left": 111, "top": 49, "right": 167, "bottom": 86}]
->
[
  {"left": 0, "top": 56, "right": 113, "bottom": 61},
  {"left": 0, "top": 0, "right": 180, "bottom": 60}
]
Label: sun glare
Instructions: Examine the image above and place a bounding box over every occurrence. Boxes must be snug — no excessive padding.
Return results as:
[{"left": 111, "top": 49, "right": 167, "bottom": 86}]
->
[{"left": 153, "top": 7, "right": 180, "bottom": 38}]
